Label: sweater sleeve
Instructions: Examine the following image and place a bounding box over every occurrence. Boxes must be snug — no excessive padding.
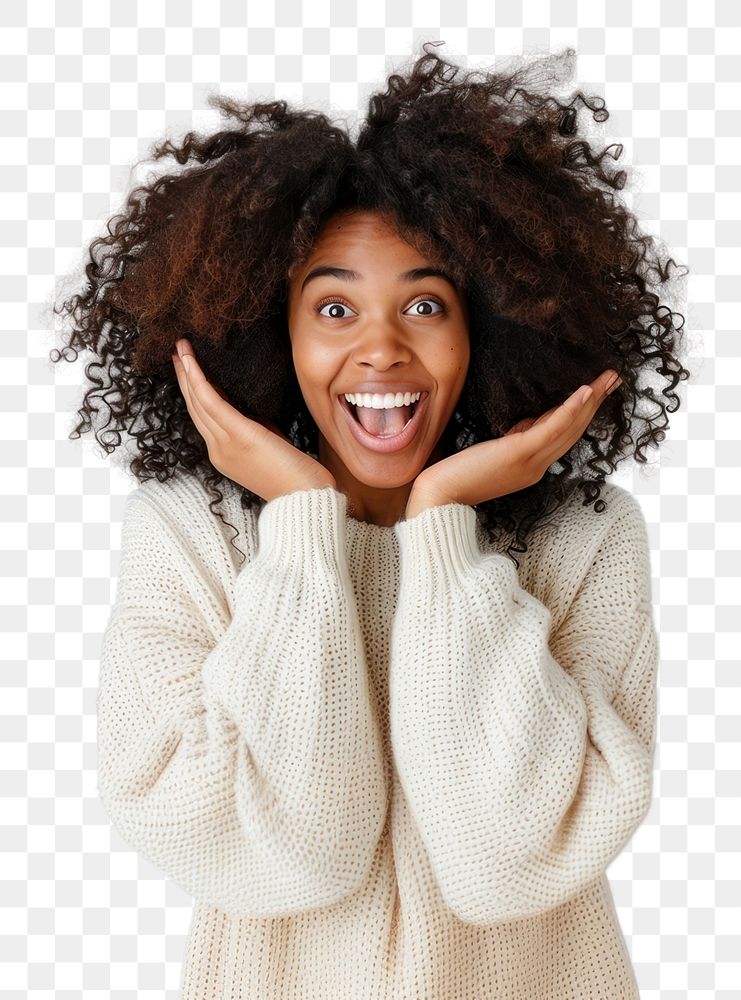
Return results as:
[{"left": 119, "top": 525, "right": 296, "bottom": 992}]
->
[
  {"left": 97, "top": 484, "right": 388, "bottom": 918},
  {"left": 390, "top": 490, "right": 658, "bottom": 925}
]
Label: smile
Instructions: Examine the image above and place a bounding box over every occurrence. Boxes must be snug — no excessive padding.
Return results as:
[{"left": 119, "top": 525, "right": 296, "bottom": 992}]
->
[{"left": 338, "top": 392, "right": 430, "bottom": 453}]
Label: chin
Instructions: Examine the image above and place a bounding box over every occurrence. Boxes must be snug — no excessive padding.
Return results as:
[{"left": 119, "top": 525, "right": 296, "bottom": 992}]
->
[
  {"left": 346, "top": 462, "right": 417, "bottom": 488},
  {"left": 318, "top": 426, "right": 442, "bottom": 488}
]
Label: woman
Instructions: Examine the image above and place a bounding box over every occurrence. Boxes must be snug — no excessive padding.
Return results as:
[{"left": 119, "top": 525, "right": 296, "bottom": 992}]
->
[{"left": 53, "top": 42, "right": 689, "bottom": 999}]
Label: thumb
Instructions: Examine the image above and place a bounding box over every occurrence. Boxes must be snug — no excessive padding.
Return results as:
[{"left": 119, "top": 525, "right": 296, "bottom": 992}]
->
[{"left": 503, "top": 416, "right": 537, "bottom": 436}]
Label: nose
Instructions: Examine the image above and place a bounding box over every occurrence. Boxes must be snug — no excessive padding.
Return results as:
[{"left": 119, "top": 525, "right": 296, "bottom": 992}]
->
[{"left": 350, "top": 319, "right": 415, "bottom": 369}]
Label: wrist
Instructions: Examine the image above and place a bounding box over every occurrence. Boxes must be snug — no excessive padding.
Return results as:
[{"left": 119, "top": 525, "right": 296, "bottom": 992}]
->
[
  {"left": 302, "top": 472, "right": 338, "bottom": 492},
  {"left": 405, "top": 483, "right": 447, "bottom": 521}
]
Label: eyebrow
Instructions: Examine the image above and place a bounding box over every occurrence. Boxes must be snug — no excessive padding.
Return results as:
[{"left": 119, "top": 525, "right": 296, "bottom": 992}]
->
[{"left": 300, "top": 265, "right": 459, "bottom": 294}]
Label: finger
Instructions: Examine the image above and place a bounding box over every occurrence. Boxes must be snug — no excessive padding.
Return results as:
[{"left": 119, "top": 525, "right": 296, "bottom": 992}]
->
[
  {"left": 172, "top": 351, "right": 200, "bottom": 421},
  {"left": 503, "top": 416, "right": 539, "bottom": 436},
  {"left": 600, "top": 368, "right": 623, "bottom": 396},
  {"left": 516, "top": 382, "right": 600, "bottom": 468},
  {"left": 176, "top": 342, "right": 229, "bottom": 404},
  {"left": 176, "top": 350, "right": 229, "bottom": 442},
  {"left": 172, "top": 351, "right": 217, "bottom": 450},
  {"left": 587, "top": 368, "right": 622, "bottom": 400},
  {"left": 172, "top": 352, "right": 198, "bottom": 419},
  {"left": 504, "top": 369, "right": 622, "bottom": 466},
  {"left": 175, "top": 350, "right": 229, "bottom": 405},
  {"left": 557, "top": 369, "right": 621, "bottom": 425},
  {"left": 523, "top": 370, "right": 620, "bottom": 425},
  {"left": 537, "top": 370, "right": 622, "bottom": 465}
]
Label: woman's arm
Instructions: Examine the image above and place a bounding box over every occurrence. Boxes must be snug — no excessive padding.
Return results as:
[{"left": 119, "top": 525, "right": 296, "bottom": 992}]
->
[
  {"left": 390, "top": 490, "right": 658, "bottom": 925},
  {"left": 97, "top": 484, "right": 388, "bottom": 918}
]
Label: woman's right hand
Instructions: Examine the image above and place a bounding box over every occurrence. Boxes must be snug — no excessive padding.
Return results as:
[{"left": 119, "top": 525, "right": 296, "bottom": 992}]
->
[{"left": 172, "top": 339, "right": 337, "bottom": 502}]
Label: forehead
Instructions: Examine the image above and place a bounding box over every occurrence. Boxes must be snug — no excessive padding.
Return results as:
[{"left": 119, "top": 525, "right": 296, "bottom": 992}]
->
[
  {"left": 310, "top": 211, "right": 417, "bottom": 255},
  {"left": 289, "top": 210, "right": 444, "bottom": 285}
]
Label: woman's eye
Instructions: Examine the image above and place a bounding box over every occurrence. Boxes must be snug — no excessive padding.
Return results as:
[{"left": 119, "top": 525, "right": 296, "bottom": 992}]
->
[
  {"left": 316, "top": 298, "right": 444, "bottom": 318},
  {"left": 405, "top": 299, "right": 444, "bottom": 316},
  {"left": 317, "top": 301, "right": 356, "bottom": 318}
]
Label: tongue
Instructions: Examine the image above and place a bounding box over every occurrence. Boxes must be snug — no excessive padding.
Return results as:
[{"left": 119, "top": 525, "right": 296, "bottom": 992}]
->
[{"left": 357, "top": 404, "right": 412, "bottom": 437}]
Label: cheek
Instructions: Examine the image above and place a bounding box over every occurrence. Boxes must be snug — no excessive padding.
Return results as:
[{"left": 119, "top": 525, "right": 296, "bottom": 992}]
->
[
  {"left": 288, "top": 336, "right": 315, "bottom": 390},
  {"left": 453, "top": 335, "right": 471, "bottom": 382},
  {"left": 288, "top": 347, "right": 334, "bottom": 423},
  {"left": 292, "top": 355, "right": 329, "bottom": 401},
  {"left": 436, "top": 341, "right": 469, "bottom": 387}
]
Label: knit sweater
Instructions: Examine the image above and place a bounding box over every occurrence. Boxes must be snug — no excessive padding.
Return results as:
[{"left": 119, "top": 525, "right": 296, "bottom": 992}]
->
[{"left": 97, "top": 471, "right": 659, "bottom": 999}]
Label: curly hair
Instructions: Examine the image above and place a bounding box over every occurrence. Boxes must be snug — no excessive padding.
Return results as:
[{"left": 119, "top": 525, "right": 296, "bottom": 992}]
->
[{"left": 50, "top": 42, "right": 691, "bottom": 566}]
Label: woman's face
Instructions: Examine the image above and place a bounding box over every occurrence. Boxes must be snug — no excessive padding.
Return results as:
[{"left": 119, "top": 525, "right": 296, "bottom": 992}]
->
[{"left": 286, "top": 209, "right": 470, "bottom": 525}]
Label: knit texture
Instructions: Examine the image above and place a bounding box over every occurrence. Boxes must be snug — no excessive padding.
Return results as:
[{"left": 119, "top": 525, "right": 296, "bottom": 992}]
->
[{"left": 97, "top": 471, "right": 659, "bottom": 999}]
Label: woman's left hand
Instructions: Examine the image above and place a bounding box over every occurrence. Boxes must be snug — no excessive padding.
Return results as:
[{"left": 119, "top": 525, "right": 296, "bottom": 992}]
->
[{"left": 406, "top": 368, "right": 623, "bottom": 518}]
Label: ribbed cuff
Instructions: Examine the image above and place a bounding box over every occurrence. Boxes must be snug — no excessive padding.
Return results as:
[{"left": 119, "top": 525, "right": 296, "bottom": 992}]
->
[
  {"left": 246, "top": 485, "right": 349, "bottom": 578},
  {"left": 394, "top": 501, "right": 483, "bottom": 590}
]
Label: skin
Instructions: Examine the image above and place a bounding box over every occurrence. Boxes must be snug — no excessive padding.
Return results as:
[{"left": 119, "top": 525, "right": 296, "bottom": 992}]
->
[
  {"left": 405, "top": 369, "right": 622, "bottom": 519},
  {"left": 285, "top": 209, "right": 471, "bottom": 526},
  {"left": 171, "top": 211, "right": 623, "bottom": 525}
]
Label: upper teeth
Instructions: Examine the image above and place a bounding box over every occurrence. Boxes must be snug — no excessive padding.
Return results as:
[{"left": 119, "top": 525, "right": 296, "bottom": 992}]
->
[{"left": 344, "top": 391, "right": 422, "bottom": 409}]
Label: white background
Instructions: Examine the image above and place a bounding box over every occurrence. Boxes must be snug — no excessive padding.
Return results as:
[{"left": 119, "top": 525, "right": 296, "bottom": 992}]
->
[{"left": 2, "top": 1, "right": 735, "bottom": 997}]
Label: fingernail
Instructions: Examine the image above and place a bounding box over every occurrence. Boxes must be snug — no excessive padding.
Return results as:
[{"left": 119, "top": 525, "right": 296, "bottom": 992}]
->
[{"left": 182, "top": 355, "right": 191, "bottom": 374}]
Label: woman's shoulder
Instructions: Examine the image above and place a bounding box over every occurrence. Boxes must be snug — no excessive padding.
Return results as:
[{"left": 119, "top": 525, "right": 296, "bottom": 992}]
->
[
  {"left": 552, "top": 478, "right": 646, "bottom": 539},
  {"left": 477, "top": 479, "right": 642, "bottom": 551},
  {"left": 483, "top": 479, "right": 650, "bottom": 631},
  {"left": 129, "top": 468, "right": 249, "bottom": 516},
  {"left": 122, "top": 471, "right": 259, "bottom": 574}
]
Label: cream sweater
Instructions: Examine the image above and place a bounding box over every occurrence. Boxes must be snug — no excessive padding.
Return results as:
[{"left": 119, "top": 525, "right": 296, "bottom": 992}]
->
[{"left": 97, "top": 471, "right": 658, "bottom": 998}]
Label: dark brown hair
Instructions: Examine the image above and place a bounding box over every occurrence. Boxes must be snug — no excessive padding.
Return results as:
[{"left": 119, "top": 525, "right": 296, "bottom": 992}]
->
[{"left": 51, "top": 42, "right": 691, "bottom": 564}]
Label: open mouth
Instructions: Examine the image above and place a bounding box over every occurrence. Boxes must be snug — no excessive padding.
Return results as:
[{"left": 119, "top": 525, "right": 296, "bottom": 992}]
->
[
  {"left": 346, "top": 397, "right": 419, "bottom": 429},
  {"left": 338, "top": 392, "right": 430, "bottom": 453}
]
